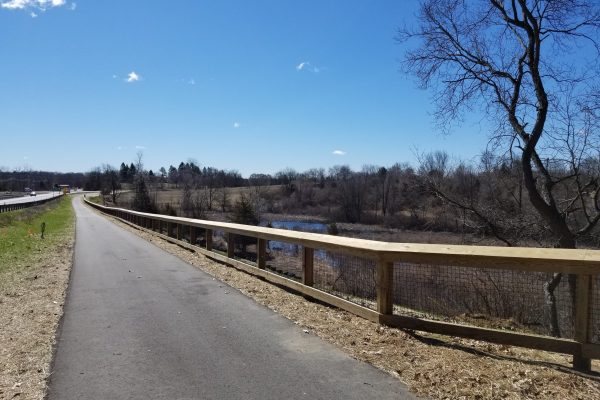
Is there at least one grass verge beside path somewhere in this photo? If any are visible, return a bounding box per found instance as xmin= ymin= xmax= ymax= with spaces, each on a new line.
xmin=0 ymin=197 xmax=75 ymax=400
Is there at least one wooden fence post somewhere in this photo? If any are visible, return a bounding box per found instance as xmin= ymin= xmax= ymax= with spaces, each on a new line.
xmin=377 ymin=260 xmax=394 ymax=315
xmin=205 ymin=229 xmax=213 ymax=251
xmin=303 ymin=247 xmax=314 ymax=286
xmin=257 ymin=239 xmax=267 ymax=269
xmin=227 ymin=233 xmax=235 ymax=258
xmin=574 ymin=274 xmax=591 ymax=371
xmin=167 ymin=222 xmax=173 ymax=237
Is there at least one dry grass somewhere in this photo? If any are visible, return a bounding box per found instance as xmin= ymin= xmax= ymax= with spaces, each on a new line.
xmin=99 ymin=210 xmax=600 ymax=400
xmin=0 ymin=198 xmax=75 ymax=400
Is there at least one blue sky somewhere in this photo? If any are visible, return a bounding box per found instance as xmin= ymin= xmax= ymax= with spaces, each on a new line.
xmin=0 ymin=0 xmax=490 ymax=176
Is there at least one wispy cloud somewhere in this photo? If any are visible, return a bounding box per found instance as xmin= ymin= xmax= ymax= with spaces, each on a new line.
xmin=1 ymin=0 xmax=70 ymax=11
xmin=135 ymin=145 xmax=146 ymax=150
xmin=233 ymin=122 xmax=240 ymax=129
xmin=126 ymin=71 xmax=140 ymax=83
xmin=296 ymin=61 xmax=321 ymax=73
xmin=29 ymin=10 xmax=36 ymax=17
xmin=176 ymin=78 xmax=196 ymax=86
xmin=332 ymin=150 xmax=346 ymax=156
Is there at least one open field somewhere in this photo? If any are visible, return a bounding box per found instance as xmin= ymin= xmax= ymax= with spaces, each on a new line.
xmin=115 ymin=185 xmax=278 ymax=212
xmin=95 ymin=208 xmax=600 ymax=400
xmin=0 ymin=197 xmax=75 ymax=399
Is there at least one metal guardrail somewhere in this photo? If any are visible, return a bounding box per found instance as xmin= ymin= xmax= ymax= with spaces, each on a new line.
xmin=0 ymin=193 xmax=63 ymax=213
xmin=85 ymin=199 xmax=600 ymax=371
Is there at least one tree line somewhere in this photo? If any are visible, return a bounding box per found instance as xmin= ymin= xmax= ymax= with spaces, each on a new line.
xmin=0 ymin=169 xmax=86 ymax=192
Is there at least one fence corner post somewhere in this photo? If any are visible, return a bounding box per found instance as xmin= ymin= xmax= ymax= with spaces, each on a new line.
xmin=376 ymin=258 xmax=394 ymax=316
xmin=574 ymin=274 xmax=592 ymax=371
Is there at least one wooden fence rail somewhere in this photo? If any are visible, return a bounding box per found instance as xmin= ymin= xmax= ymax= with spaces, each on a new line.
xmin=85 ymin=199 xmax=600 ymax=371
xmin=0 ymin=193 xmax=63 ymax=213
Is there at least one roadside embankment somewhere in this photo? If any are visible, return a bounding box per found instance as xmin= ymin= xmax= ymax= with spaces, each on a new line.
xmin=0 ymin=197 xmax=75 ymax=400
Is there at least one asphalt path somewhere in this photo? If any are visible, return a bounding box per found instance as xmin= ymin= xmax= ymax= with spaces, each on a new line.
xmin=1 ymin=191 xmax=61 ymax=205
xmin=48 ymin=197 xmax=417 ymax=400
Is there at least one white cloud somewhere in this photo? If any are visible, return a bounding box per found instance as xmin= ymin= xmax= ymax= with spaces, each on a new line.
xmin=296 ymin=61 xmax=321 ymax=73
xmin=332 ymin=150 xmax=346 ymax=156
xmin=30 ymin=10 xmax=36 ymax=17
xmin=233 ymin=122 xmax=240 ymax=128
xmin=296 ymin=62 xmax=309 ymax=71
xmin=69 ymin=1 xmax=75 ymax=10
xmin=126 ymin=71 xmax=140 ymax=83
xmin=135 ymin=145 xmax=146 ymax=150
xmin=1 ymin=0 xmax=30 ymax=9
xmin=188 ymin=78 xmax=195 ymax=85
xmin=1 ymin=0 xmax=70 ymax=10
xmin=117 ymin=146 xmax=123 ymax=151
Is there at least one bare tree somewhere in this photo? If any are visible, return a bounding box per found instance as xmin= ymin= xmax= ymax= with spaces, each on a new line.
xmin=329 ymin=165 xmax=368 ymax=223
xmin=131 ymin=152 xmax=155 ymax=212
xmin=217 ymin=187 xmax=230 ymax=212
xmin=400 ymin=0 xmax=600 ymax=347
xmin=101 ymin=164 xmax=121 ymax=204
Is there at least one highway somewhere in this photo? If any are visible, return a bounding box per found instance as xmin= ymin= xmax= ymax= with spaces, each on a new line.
xmin=1 ymin=191 xmax=62 ymax=205
xmin=47 ymin=197 xmax=417 ymax=399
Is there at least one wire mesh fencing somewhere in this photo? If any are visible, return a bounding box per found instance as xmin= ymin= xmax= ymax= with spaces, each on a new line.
xmin=265 ymin=242 xmax=303 ymax=281
xmin=392 ymin=263 xmax=578 ymax=339
xmin=211 ymin=229 xmax=228 ymax=254
xmin=232 ymin=234 xmax=258 ymax=264
xmin=313 ymin=250 xmax=377 ymax=310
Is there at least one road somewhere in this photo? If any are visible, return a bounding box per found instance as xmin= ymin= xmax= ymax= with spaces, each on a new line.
xmin=1 ymin=191 xmax=62 ymax=205
xmin=48 ymin=197 xmax=417 ymax=400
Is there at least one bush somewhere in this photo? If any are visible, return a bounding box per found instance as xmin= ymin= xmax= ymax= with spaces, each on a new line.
xmin=230 ymin=194 xmax=259 ymax=225
xmin=328 ymin=222 xmax=339 ymax=235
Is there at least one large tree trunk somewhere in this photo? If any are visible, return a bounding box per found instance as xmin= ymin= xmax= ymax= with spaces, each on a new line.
xmin=544 ymin=273 xmax=562 ymax=337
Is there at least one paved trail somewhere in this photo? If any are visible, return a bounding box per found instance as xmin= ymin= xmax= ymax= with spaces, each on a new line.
xmin=48 ymin=197 xmax=417 ymax=399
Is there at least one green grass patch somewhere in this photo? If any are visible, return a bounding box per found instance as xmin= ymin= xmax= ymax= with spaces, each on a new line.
xmin=0 ymin=196 xmax=75 ymax=274
xmin=87 ymin=195 xmax=102 ymax=204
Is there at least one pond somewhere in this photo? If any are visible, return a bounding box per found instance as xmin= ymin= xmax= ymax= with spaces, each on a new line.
xmin=260 ymin=220 xmax=328 ymax=255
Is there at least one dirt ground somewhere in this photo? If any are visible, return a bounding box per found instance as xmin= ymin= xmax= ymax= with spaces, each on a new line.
xmin=0 ymin=221 xmax=74 ymax=399
xmin=100 ymin=211 xmax=600 ymax=400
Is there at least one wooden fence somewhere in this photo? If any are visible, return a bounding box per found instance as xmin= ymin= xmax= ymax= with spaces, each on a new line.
xmin=0 ymin=193 xmax=63 ymax=213
xmin=85 ymin=199 xmax=600 ymax=371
